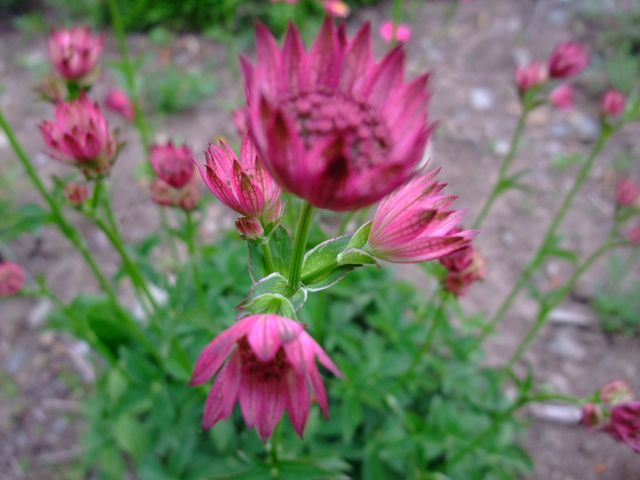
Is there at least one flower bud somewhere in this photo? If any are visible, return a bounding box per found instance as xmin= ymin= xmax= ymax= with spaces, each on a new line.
xmin=151 ymin=176 xmax=200 ymax=211
xmin=64 ymin=182 xmax=89 ymax=206
xmin=235 ymin=216 xmax=264 ymax=239
xmin=440 ymin=238 xmax=485 ymax=297
xmin=580 ymin=403 xmax=604 ymax=428
xmin=515 ymin=62 xmax=548 ymax=94
xmin=379 ymin=21 xmax=412 ymax=44
xmin=550 ymin=84 xmax=574 ymax=111
xmin=600 ymin=89 xmax=626 ymax=119
xmin=615 ymin=179 xmax=640 ymax=208
xmin=105 ymin=89 xmax=135 ymax=121
xmin=48 ymin=27 xmax=103 ymax=82
xmin=0 ymin=261 xmax=26 ymax=297
xmin=601 ymin=381 xmax=634 ymax=406
xmin=324 ymin=1 xmax=350 ymax=17
xmin=151 ymin=141 xmax=195 ymax=189
xmin=548 ymin=42 xmax=588 ymax=79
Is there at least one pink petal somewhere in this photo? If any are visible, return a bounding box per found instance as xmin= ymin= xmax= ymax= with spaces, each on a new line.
xmin=201 ymin=353 xmax=242 ymax=429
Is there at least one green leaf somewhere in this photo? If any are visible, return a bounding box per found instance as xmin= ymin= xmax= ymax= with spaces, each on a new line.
xmin=239 ymin=272 xmax=306 ymax=313
xmin=302 ymin=235 xmax=350 ymax=283
xmin=0 ymin=203 xmax=52 ymax=242
xmin=114 ymin=413 xmax=149 ymax=461
xmin=348 ymin=221 xmax=373 ymax=248
xmin=248 ymin=226 xmax=292 ymax=282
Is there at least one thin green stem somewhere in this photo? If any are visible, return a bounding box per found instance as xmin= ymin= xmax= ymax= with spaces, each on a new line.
xmin=262 ymin=240 xmax=276 ymax=275
xmin=106 ymin=0 xmax=152 ymax=155
xmin=473 ymin=109 xmax=529 ymax=229
xmin=161 ymin=209 xmax=180 ymax=262
xmin=91 ymin=179 xmax=103 ymax=211
xmin=185 ymin=210 xmax=205 ymax=308
xmin=472 ymin=131 xmax=610 ymax=350
xmin=391 ymin=0 xmax=404 ymax=48
xmin=506 ymin=239 xmax=622 ymax=369
xmin=287 ymin=202 xmax=314 ymax=295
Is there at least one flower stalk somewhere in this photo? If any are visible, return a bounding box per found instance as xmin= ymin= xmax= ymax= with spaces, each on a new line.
xmin=185 ymin=210 xmax=205 ymax=308
xmin=287 ymin=202 xmax=315 ymax=294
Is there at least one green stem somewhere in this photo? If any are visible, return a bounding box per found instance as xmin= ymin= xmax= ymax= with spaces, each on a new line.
xmin=106 ymin=0 xmax=152 ymax=155
xmin=91 ymin=179 xmax=103 ymax=211
xmin=185 ymin=210 xmax=205 ymax=308
xmin=506 ymin=238 xmax=622 ymax=369
xmin=161 ymin=209 xmax=180 ymax=262
xmin=262 ymin=240 xmax=276 ymax=274
xmin=391 ymin=0 xmax=404 ymax=48
xmin=287 ymin=202 xmax=314 ymax=295
xmin=473 ymin=131 xmax=610 ymax=350
xmin=473 ymin=109 xmax=529 ymax=229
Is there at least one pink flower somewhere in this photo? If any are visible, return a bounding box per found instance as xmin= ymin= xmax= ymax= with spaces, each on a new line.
xmin=604 ymin=402 xmax=640 ymax=453
xmin=48 ymin=27 xmax=104 ymax=82
xmin=64 ymin=182 xmax=89 ymax=206
xmin=0 ymin=261 xmax=26 ymax=297
xmin=151 ymin=176 xmax=200 ymax=211
xmin=190 ymin=314 xmax=342 ymax=441
xmin=439 ymin=238 xmax=485 ymax=296
xmin=615 ymin=179 xmax=640 ymax=208
xmin=324 ymin=1 xmax=350 ymax=17
xmin=550 ymin=84 xmax=574 ymax=111
xmin=627 ymin=225 xmax=640 ymax=246
xmin=151 ymin=141 xmax=195 ymax=189
xmin=515 ymin=62 xmax=548 ymax=94
xmin=198 ymin=134 xmax=283 ymax=223
xmin=105 ymin=89 xmax=135 ymax=121
xmin=367 ymin=171 xmax=475 ymax=263
xmin=601 ymin=381 xmax=633 ymax=406
xmin=600 ymin=89 xmax=626 ymax=118
xmin=547 ymin=42 xmax=588 ymax=79
xmin=581 ymin=403 xmax=604 ymax=428
xmin=241 ymin=18 xmax=432 ymax=211
xmin=379 ymin=21 xmax=412 ymax=44
xmin=40 ymin=93 xmax=118 ymax=179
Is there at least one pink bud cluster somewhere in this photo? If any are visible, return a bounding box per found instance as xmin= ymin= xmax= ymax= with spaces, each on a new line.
xmin=0 ymin=261 xmax=26 ymax=297
xmin=581 ymin=381 xmax=640 ymax=454
xmin=150 ymin=142 xmax=200 ymax=211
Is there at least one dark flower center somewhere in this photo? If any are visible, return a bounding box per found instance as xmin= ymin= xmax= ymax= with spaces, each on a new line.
xmin=237 ymin=337 xmax=291 ymax=382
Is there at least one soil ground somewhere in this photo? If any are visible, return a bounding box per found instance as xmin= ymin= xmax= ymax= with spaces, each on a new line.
xmin=1 ymin=0 xmax=639 ymax=478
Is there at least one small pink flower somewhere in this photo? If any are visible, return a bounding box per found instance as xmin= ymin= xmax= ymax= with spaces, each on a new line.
xmin=0 ymin=261 xmax=26 ymax=297
xmin=550 ymin=84 xmax=574 ymax=111
xmin=600 ymin=89 xmax=626 ymax=118
xmin=548 ymin=42 xmax=588 ymax=79
xmin=439 ymin=238 xmax=485 ymax=296
xmin=515 ymin=62 xmax=548 ymax=94
xmin=151 ymin=141 xmax=195 ymax=189
xmin=40 ymin=93 xmax=118 ymax=179
xmin=241 ymin=18 xmax=432 ymax=211
xmin=324 ymin=1 xmax=350 ymax=17
xmin=198 ymin=134 xmax=283 ymax=223
xmin=48 ymin=27 xmax=104 ymax=82
xmin=601 ymin=381 xmax=633 ymax=406
xmin=615 ymin=179 xmax=640 ymax=208
xmin=151 ymin=176 xmax=200 ymax=211
xmin=190 ymin=314 xmax=342 ymax=441
xmin=626 ymin=225 xmax=640 ymax=246
xmin=604 ymin=401 xmax=640 ymax=453
xmin=367 ymin=171 xmax=475 ymax=263
xmin=105 ymin=89 xmax=135 ymax=121
xmin=64 ymin=182 xmax=89 ymax=206
xmin=581 ymin=403 xmax=604 ymax=428
xmin=235 ymin=217 xmax=264 ymax=239
xmin=379 ymin=21 xmax=412 ymax=44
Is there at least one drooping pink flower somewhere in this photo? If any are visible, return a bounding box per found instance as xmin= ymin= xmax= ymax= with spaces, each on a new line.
xmin=0 ymin=261 xmax=26 ymax=297
xmin=515 ymin=62 xmax=548 ymax=94
xmin=64 ymin=182 xmax=89 ymax=206
xmin=550 ymin=84 xmax=574 ymax=111
xmin=190 ymin=314 xmax=342 ymax=441
xmin=324 ymin=0 xmax=350 ymax=17
xmin=581 ymin=403 xmax=604 ymax=428
xmin=151 ymin=176 xmax=200 ymax=211
xmin=548 ymin=42 xmax=588 ymax=79
xmin=151 ymin=141 xmax=195 ymax=189
xmin=241 ymin=18 xmax=432 ymax=211
xmin=439 ymin=237 xmax=485 ymax=296
xmin=105 ymin=89 xmax=135 ymax=121
xmin=615 ymin=179 xmax=640 ymax=208
xmin=367 ymin=171 xmax=475 ymax=263
xmin=198 ymin=134 xmax=283 ymax=223
xmin=379 ymin=21 xmax=412 ymax=44
xmin=601 ymin=381 xmax=633 ymax=406
xmin=40 ymin=93 xmax=118 ymax=179
xmin=600 ymin=89 xmax=626 ymax=118
xmin=48 ymin=27 xmax=104 ymax=82
xmin=604 ymin=401 xmax=640 ymax=453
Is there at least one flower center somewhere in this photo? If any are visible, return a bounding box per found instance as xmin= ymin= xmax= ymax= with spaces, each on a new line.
xmin=237 ymin=337 xmax=291 ymax=382
xmin=283 ymin=89 xmax=390 ymax=168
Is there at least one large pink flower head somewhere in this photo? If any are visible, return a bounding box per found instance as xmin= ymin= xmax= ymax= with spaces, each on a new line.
xmin=198 ymin=134 xmax=283 ymax=224
xmin=547 ymin=42 xmax=588 ymax=79
xmin=241 ymin=18 xmax=432 ymax=211
xmin=48 ymin=27 xmax=104 ymax=82
xmin=0 ymin=261 xmax=26 ymax=297
xmin=190 ymin=314 xmax=341 ymax=441
xmin=367 ymin=170 xmax=475 ymax=263
xmin=151 ymin=141 xmax=195 ymax=189
xmin=604 ymin=401 xmax=640 ymax=453
xmin=40 ymin=93 xmax=118 ymax=179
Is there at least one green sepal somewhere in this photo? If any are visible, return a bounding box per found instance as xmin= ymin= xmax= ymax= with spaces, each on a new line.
xmin=348 ymin=221 xmax=373 ymax=249
xmin=337 ymin=247 xmax=378 ymax=267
